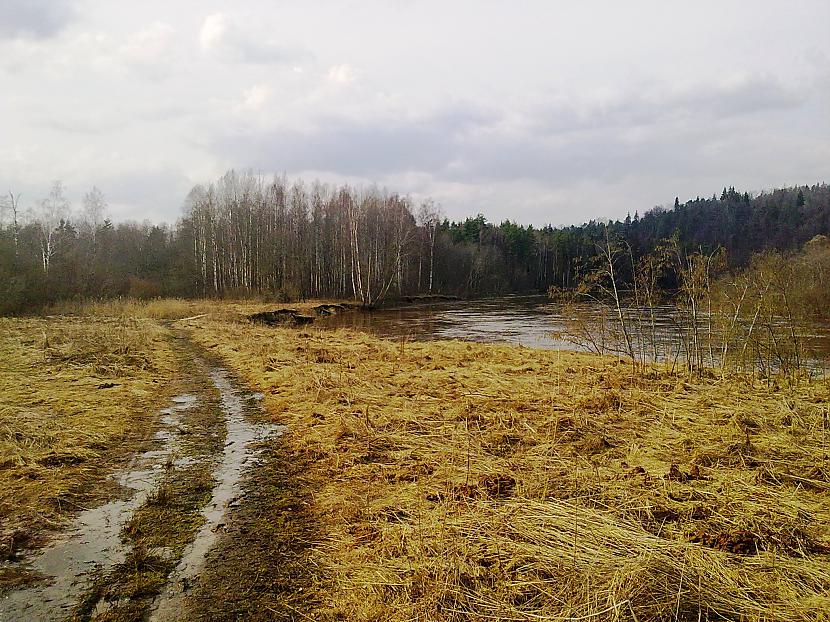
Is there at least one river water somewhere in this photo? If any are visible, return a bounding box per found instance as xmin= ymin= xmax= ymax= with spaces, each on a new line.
xmin=318 ymin=295 xmax=830 ymax=368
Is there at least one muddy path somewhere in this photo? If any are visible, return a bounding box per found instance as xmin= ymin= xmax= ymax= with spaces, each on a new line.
xmin=0 ymin=333 xmax=282 ymax=621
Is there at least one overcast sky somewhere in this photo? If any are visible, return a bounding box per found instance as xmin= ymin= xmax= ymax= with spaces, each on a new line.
xmin=2 ymin=1 xmax=828 ymax=225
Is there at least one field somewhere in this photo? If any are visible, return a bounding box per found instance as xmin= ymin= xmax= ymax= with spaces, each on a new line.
xmin=2 ymin=299 xmax=830 ymax=620
xmin=183 ymin=310 xmax=830 ymax=621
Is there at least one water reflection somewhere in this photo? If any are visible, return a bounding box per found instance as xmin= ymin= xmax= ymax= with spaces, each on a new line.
xmin=318 ymin=295 xmax=830 ymax=366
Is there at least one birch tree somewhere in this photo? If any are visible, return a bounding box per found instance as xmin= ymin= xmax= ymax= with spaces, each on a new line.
xmin=37 ymin=181 xmax=71 ymax=274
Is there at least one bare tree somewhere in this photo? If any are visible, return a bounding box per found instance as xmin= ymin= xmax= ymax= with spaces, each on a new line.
xmin=2 ymin=190 xmax=21 ymax=260
xmin=597 ymin=224 xmax=635 ymax=362
xmin=81 ymin=186 xmax=108 ymax=235
xmin=37 ymin=181 xmax=71 ymax=273
xmin=418 ymin=200 xmax=442 ymax=294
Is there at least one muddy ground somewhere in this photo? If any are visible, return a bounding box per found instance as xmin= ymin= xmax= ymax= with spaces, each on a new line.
xmin=0 ymin=329 xmax=282 ymax=621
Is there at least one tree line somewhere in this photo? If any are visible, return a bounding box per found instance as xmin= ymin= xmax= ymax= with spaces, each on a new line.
xmin=1 ymin=172 xmax=828 ymax=313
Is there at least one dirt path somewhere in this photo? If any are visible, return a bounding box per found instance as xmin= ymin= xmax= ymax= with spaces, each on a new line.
xmin=0 ymin=335 xmax=282 ymax=622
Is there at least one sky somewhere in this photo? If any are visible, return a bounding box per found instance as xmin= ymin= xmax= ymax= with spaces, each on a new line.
xmin=1 ymin=0 xmax=829 ymax=226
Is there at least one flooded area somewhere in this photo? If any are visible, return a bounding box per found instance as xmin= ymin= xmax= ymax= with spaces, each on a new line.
xmin=319 ymin=295 xmax=830 ymax=366
xmin=0 ymin=394 xmax=199 ymax=620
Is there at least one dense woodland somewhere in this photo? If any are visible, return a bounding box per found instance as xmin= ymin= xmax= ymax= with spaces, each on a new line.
xmin=1 ymin=172 xmax=829 ymax=314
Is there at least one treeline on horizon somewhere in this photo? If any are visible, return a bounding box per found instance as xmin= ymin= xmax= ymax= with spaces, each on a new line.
xmin=1 ymin=172 xmax=829 ymax=314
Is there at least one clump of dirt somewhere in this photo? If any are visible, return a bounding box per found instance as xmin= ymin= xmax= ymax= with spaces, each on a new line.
xmin=310 ymin=348 xmax=338 ymax=364
xmin=479 ymin=475 xmax=517 ymax=498
xmin=553 ymin=415 xmax=576 ymax=431
xmin=0 ymin=530 xmax=31 ymax=563
xmin=484 ymin=433 xmax=522 ymax=456
xmin=577 ymin=390 xmax=622 ymax=413
xmin=689 ymin=528 xmax=762 ymax=555
xmin=388 ymin=462 xmax=435 ymax=483
xmin=312 ymin=303 xmax=349 ymax=316
xmin=665 ymin=464 xmax=706 ymax=482
xmin=577 ymin=433 xmax=612 ymax=454
xmin=248 ymin=310 xmax=314 ymax=327
xmin=690 ymin=524 xmax=830 ymax=557
xmin=623 ymin=465 xmax=649 ymax=479
xmin=427 ymin=475 xmax=516 ymax=502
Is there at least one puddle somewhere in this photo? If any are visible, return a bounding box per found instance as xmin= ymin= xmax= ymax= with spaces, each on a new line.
xmin=149 ymin=369 xmax=283 ymax=621
xmin=0 ymin=366 xmax=281 ymax=622
xmin=0 ymin=395 xmax=199 ymax=621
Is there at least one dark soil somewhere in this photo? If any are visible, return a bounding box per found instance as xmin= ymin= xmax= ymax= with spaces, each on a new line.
xmin=248 ymin=310 xmax=315 ymax=327
xmin=184 ymin=442 xmax=326 ymax=621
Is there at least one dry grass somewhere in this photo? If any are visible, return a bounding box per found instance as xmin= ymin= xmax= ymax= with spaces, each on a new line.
xmin=44 ymin=297 xmax=349 ymax=321
xmin=185 ymin=316 xmax=830 ymax=621
xmin=0 ymin=317 xmax=177 ymax=540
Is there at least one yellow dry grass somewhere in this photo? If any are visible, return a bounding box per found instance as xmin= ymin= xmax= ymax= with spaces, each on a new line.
xmin=0 ymin=317 xmax=177 ymax=538
xmin=185 ymin=315 xmax=830 ymax=621
xmin=44 ymin=297 xmax=347 ymax=321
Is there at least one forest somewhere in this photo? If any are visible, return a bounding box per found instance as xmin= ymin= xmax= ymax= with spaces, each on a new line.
xmin=1 ymin=173 xmax=829 ymax=314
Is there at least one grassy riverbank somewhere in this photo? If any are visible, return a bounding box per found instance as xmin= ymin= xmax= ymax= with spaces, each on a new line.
xmin=3 ymin=300 xmax=829 ymax=619
xmin=181 ymin=313 xmax=830 ymax=621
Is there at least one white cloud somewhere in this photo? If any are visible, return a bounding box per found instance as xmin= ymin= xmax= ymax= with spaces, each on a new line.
xmin=198 ymin=11 xmax=310 ymax=65
xmin=240 ymin=84 xmax=272 ymax=111
xmin=199 ymin=13 xmax=227 ymax=53
xmin=327 ymin=64 xmax=356 ymax=85
xmin=119 ymin=22 xmax=176 ymax=72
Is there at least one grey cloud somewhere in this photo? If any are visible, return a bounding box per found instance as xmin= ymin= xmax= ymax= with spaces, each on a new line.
xmin=0 ymin=0 xmax=76 ymax=39
xmin=212 ymin=103 xmax=498 ymax=178
xmin=675 ymin=76 xmax=803 ymax=119
xmin=103 ymin=167 xmax=195 ymax=223
xmin=210 ymin=96 xmax=730 ymax=190
xmin=533 ymin=76 xmax=804 ymax=137
xmin=209 ymin=76 xmax=820 ymax=223
xmin=217 ymin=39 xmax=311 ymax=65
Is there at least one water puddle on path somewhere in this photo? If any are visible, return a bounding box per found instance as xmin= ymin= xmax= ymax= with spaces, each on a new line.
xmin=0 ymin=394 xmax=199 ymax=621
xmin=1 ymin=365 xmax=283 ymax=622
xmin=149 ymin=369 xmax=283 ymax=622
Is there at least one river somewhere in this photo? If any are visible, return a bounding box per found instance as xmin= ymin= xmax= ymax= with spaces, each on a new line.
xmin=318 ymin=295 xmax=830 ymax=370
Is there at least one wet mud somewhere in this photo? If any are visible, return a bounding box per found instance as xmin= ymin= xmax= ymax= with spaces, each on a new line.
xmin=0 ymin=394 xmax=199 ymax=620
xmin=0 ymin=350 xmax=282 ymax=621
xmin=149 ymin=370 xmax=283 ymax=621
xmin=248 ymin=309 xmax=315 ymax=327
